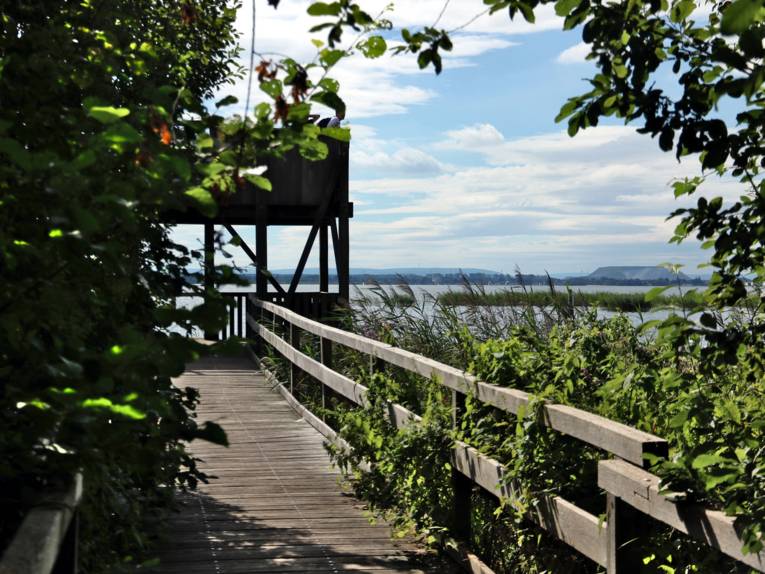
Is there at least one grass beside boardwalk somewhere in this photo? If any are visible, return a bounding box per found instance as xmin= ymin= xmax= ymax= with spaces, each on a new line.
xmin=438 ymin=289 xmax=707 ymax=312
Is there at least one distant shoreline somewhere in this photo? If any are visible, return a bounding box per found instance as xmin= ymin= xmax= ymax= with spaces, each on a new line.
xmin=228 ymin=272 xmax=709 ymax=287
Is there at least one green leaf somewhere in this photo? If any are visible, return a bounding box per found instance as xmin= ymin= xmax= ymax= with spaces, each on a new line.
xmin=718 ymin=400 xmax=742 ymax=424
xmin=319 ymin=48 xmax=344 ymax=67
xmin=307 ymin=2 xmax=341 ymax=16
xmin=319 ymin=77 xmax=339 ymax=93
xmin=310 ymin=90 xmax=345 ymax=114
xmin=72 ymin=150 xmax=97 ymax=170
xmin=298 ymin=137 xmax=329 ymax=160
xmin=320 ymin=126 xmax=351 ymax=142
xmin=670 ymin=0 xmax=695 ymax=22
xmin=691 ymin=453 xmax=726 ymax=469
xmin=672 ymin=178 xmax=700 ymax=197
xmin=721 ymin=0 xmax=762 ymax=34
xmin=244 ymin=173 xmax=272 ymax=191
xmin=704 ymin=473 xmax=738 ymax=489
xmin=613 ymin=64 xmax=629 ymax=79
xmin=102 ymin=123 xmax=142 ymax=150
xmin=185 ymin=187 xmax=218 ymax=217
xmin=215 ymin=95 xmax=238 ymax=108
xmin=82 ymin=397 xmax=146 ymax=420
xmin=167 ymin=155 xmax=191 ymax=181
xmin=360 ymin=36 xmax=387 ymax=58
xmin=260 ymin=79 xmax=283 ymax=99
xmin=0 ymin=137 xmax=32 ymax=169
xmin=555 ymin=0 xmax=583 ymax=17
xmin=555 ymin=99 xmax=579 ymax=123
xmin=518 ymin=2 xmax=536 ymax=23
xmin=87 ymin=105 xmax=130 ymax=124
xmin=645 ymin=286 xmax=672 ymax=301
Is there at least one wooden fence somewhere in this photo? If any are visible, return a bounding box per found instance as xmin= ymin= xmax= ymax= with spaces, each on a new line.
xmin=246 ymin=296 xmax=765 ymax=574
xmin=0 ymin=474 xmax=83 ymax=574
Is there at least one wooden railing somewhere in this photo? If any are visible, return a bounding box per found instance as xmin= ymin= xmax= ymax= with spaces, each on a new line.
xmin=246 ymin=296 xmax=765 ymax=574
xmin=220 ymin=293 xmax=248 ymax=340
xmin=218 ymin=291 xmax=339 ymax=341
xmin=0 ymin=474 xmax=83 ymax=574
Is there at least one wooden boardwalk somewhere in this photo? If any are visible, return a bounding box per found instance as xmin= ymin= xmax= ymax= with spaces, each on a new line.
xmin=156 ymin=355 xmax=454 ymax=574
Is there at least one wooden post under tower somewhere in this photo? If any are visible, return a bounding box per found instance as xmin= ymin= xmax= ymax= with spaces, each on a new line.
xmin=162 ymin=138 xmax=352 ymax=321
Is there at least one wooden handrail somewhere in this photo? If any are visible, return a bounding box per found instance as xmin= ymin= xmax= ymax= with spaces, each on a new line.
xmin=0 ymin=473 xmax=83 ymax=574
xmin=251 ymin=314 xmax=608 ymax=567
xmin=599 ymin=459 xmax=765 ymax=571
xmin=250 ymin=297 xmax=667 ymax=466
xmin=248 ymin=297 xmax=765 ymax=573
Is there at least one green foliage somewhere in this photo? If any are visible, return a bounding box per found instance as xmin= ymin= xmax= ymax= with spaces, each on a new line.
xmin=291 ymin=287 xmax=762 ymax=572
xmin=0 ymin=0 xmax=242 ymax=569
xmin=389 ymin=0 xmax=765 ymax=461
xmin=438 ymin=288 xmax=714 ymax=312
xmin=330 ymin=371 xmax=456 ymax=540
xmin=0 ymin=12 xmax=401 ymax=561
xmin=384 ymin=0 xmax=765 ymax=565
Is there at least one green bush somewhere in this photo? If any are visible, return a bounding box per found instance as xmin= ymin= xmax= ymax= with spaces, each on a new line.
xmin=304 ymin=287 xmax=764 ymax=573
xmin=0 ymin=2 xmax=239 ymax=569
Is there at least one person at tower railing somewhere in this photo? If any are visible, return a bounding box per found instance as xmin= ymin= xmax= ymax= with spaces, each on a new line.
xmin=317 ymin=108 xmax=345 ymax=128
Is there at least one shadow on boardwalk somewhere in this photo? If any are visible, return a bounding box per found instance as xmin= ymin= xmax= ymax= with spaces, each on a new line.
xmin=151 ymin=355 xmax=456 ymax=574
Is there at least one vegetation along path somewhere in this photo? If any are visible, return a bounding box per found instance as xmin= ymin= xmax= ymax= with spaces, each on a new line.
xmin=156 ymin=355 xmax=452 ymax=574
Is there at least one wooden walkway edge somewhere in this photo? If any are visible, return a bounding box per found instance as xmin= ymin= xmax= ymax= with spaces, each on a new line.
xmin=156 ymin=355 xmax=453 ymax=574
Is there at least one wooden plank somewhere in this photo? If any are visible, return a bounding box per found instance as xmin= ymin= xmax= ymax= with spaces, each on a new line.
xmin=255 ymin=349 xmax=607 ymax=569
xmin=443 ymin=542 xmax=497 ymax=574
xmin=598 ymin=459 xmax=765 ymax=572
xmin=250 ymin=298 xmax=667 ymax=466
xmin=158 ymin=355 xmax=442 ymax=574
xmin=451 ymin=442 xmax=608 ymax=567
xmin=0 ymin=474 xmax=83 ymax=574
xmin=253 ymin=320 xmax=369 ymax=406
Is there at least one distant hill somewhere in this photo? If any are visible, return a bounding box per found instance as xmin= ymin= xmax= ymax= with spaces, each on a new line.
xmin=196 ymin=265 xmax=708 ymax=286
xmin=587 ymin=266 xmax=689 ymax=281
xmin=269 ymin=267 xmax=502 ymax=276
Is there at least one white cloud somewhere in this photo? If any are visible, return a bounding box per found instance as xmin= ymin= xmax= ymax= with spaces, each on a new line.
xmin=185 ymin=4 xmax=732 ymax=274
xmin=437 ymin=123 xmax=505 ymax=149
xmin=336 ymin=123 xmax=738 ymax=271
xmin=353 ymin=147 xmax=449 ymax=175
xmin=216 ymin=1 xmax=538 ymax=119
xmin=557 ymin=42 xmax=590 ymax=64
xmin=174 ymin=120 xmax=734 ymax=273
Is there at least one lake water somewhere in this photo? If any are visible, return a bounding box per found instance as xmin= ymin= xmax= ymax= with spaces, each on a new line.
xmin=216 ymin=282 xmax=703 ymax=298
xmin=195 ymin=282 xmax=706 ymax=327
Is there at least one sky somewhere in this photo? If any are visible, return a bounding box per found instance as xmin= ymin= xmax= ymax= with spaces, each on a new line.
xmin=172 ymin=0 xmax=735 ymax=277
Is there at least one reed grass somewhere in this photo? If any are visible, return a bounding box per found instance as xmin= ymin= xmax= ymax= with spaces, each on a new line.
xmin=438 ymin=288 xmax=708 ymax=311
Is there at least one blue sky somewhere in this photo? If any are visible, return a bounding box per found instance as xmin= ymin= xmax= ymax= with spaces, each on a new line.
xmin=173 ymin=0 xmax=735 ymax=277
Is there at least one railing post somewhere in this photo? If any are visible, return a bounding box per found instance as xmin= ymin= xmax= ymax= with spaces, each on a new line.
xmin=451 ymin=389 xmax=472 ymax=542
xmin=290 ymin=322 xmax=300 ymax=395
xmin=51 ymin=509 xmax=78 ymax=574
xmin=238 ymin=295 xmax=244 ymax=338
xmin=369 ymin=354 xmax=385 ymax=376
xmin=606 ymin=491 xmax=642 ymax=574
xmin=203 ymin=222 xmax=217 ymax=341
xmin=320 ymin=337 xmax=332 ymax=420
xmin=256 ymin=304 xmax=265 ymax=356
xmin=227 ymin=296 xmax=235 ymax=340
